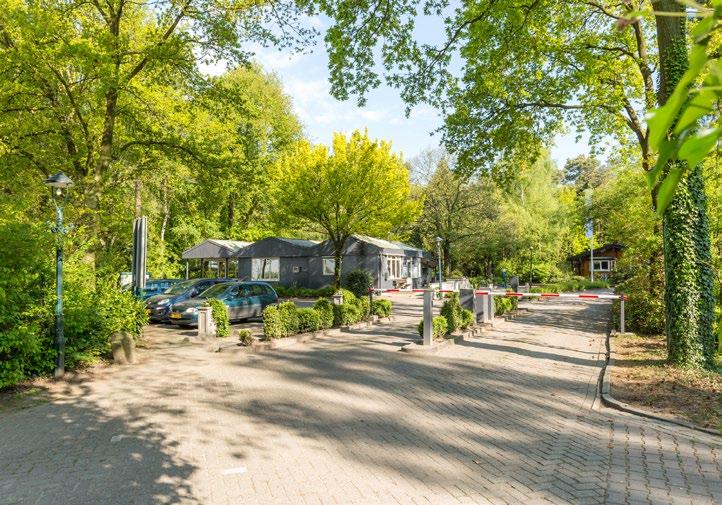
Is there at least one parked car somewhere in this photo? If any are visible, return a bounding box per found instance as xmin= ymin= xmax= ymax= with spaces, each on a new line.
xmin=145 ymin=278 xmax=232 ymax=323
xmin=139 ymin=279 xmax=184 ymax=300
xmin=168 ymin=281 xmax=278 ymax=327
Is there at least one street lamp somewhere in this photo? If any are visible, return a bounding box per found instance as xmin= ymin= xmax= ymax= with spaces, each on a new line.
xmin=44 ymin=172 xmax=74 ymax=378
xmin=435 ymin=236 xmax=443 ymax=286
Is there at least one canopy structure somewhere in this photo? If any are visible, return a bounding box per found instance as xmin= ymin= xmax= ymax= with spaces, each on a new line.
xmin=181 ymin=239 xmax=253 ymax=278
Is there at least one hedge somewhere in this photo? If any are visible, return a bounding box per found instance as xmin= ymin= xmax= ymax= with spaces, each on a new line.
xmin=207 ymin=298 xmax=230 ymax=337
xmin=440 ymin=293 xmax=463 ymax=334
xmin=274 ymin=285 xmax=335 ymax=298
xmin=372 ymin=299 xmax=392 ymax=318
xmin=417 ymin=316 xmax=448 ymax=339
xmin=342 ymin=269 xmax=373 ymax=298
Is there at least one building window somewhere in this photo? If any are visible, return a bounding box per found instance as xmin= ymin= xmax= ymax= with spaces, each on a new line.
xmin=252 ymin=257 xmax=280 ymax=281
xmin=593 ymin=260 xmax=611 ymax=272
xmin=386 ymin=256 xmax=402 ymax=279
xmin=322 ymin=257 xmax=336 ymax=276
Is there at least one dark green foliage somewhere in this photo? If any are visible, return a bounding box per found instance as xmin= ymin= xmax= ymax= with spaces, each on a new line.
xmin=238 ymin=329 xmax=254 ymax=346
xmin=313 ymin=298 xmax=335 ymax=329
xmin=297 ymin=307 xmax=322 ymax=333
xmin=278 ymin=301 xmax=299 ymax=335
xmin=356 ymin=296 xmax=370 ymax=318
xmin=274 ymin=285 xmax=335 ymax=298
xmin=417 ymin=316 xmax=448 ymax=339
xmin=372 ymin=299 xmax=392 ymax=318
xmin=613 ymin=283 xmax=664 ymax=336
xmin=531 ymin=278 xmax=609 ymax=293
xmin=342 ymin=269 xmax=373 ymax=298
xmin=262 ymin=306 xmax=286 ymax=340
xmin=460 ymin=309 xmax=474 ymax=330
xmin=207 ymin=298 xmax=230 ymax=337
xmin=440 ymin=292 xmax=463 ymax=334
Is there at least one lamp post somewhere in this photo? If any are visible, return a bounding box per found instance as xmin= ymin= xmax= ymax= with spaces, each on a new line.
xmin=435 ymin=236 xmax=443 ymax=286
xmin=44 ymin=172 xmax=74 ymax=378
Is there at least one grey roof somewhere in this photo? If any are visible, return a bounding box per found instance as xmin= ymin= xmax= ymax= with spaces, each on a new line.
xmin=353 ymin=235 xmax=405 ymax=253
xmin=234 ymin=237 xmax=321 ymax=258
xmin=182 ymin=239 xmax=252 ymax=260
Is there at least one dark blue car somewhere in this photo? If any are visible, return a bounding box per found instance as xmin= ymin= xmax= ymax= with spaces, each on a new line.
xmin=168 ymin=281 xmax=278 ymax=327
xmin=145 ymin=278 xmax=231 ymax=323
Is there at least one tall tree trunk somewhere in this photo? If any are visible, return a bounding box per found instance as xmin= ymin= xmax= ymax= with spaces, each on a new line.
xmin=333 ymin=241 xmax=344 ymax=289
xmin=655 ymin=1 xmax=716 ymax=368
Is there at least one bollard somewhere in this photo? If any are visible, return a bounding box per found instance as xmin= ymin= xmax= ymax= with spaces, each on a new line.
xmin=487 ymin=293 xmax=495 ymax=322
xmin=197 ymin=306 xmax=214 ymax=338
xmin=474 ymin=293 xmax=485 ymax=323
xmin=111 ymin=332 xmax=126 ymax=364
xmin=121 ymin=333 xmax=136 ymax=364
xmin=459 ymin=288 xmax=474 ymax=311
xmin=423 ymin=289 xmax=433 ymax=346
xmin=620 ymin=295 xmax=625 ymax=334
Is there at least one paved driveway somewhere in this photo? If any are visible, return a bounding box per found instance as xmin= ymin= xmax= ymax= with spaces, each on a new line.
xmin=1 ymin=295 xmax=720 ymax=505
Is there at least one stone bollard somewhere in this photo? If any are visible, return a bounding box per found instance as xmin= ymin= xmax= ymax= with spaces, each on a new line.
xmin=121 ymin=332 xmax=136 ymax=364
xmin=111 ymin=332 xmax=126 ymax=364
xmin=197 ymin=306 xmax=215 ymax=339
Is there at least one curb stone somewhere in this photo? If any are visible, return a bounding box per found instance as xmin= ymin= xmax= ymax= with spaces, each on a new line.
xmin=400 ymin=325 xmax=489 ymax=355
xmin=600 ymin=329 xmax=721 ymax=438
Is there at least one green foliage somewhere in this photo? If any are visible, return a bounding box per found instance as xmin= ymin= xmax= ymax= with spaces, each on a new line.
xmin=238 ymin=329 xmax=254 ymax=346
xmin=333 ymin=303 xmax=362 ymax=327
xmin=271 ymin=130 xmax=420 ymax=287
xmin=278 ymin=301 xmax=299 ymax=336
xmin=274 ymin=285 xmax=335 ymax=298
xmin=297 ymin=308 xmax=322 ymax=333
xmin=339 ymin=288 xmax=358 ymax=305
xmin=342 ymin=270 xmax=373 ymax=298
xmin=313 ymin=298 xmax=335 ymax=329
xmin=371 ymin=299 xmax=392 ymax=318
xmin=207 ymin=298 xmax=230 ymax=338
xmin=417 ymin=316 xmax=449 ymax=340
xmin=262 ymin=306 xmax=286 ymax=340
xmin=613 ymin=282 xmax=664 ymax=337
xmin=494 ymin=296 xmax=518 ymax=317
xmin=460 ymin=309 xmax=474 ymax=331
xmin=440 ymin=292 xmax=463 ymax=334
xmin=531 ymin=278 xmax=610 ymax=293
xmin=356 ymin=297 xmax=370 ymax=319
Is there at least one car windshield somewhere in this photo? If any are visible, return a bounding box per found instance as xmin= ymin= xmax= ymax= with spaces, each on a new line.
xmin=197 ymin=283 xmax=231 ymax=299
xmin=163 ymin=280 xmax=198 ymax=295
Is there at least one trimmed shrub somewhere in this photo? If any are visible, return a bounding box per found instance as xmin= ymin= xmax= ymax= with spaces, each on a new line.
xmin=494 ymin=296 xmax=515 ymax=316
xmin=372 ymin=299 xmax=392 ymax=318
xmin=278 ymin=301 xmax=299 ymax=335
xmin=339 ymin=288 xmax=357 ymax=305
xmin=342 ymin=269 xmax=373 ymax=298
xmin=440 ymin=292 xmax=463 ymax=334
xmin=206 ymin=298 xmax=230 ymax=337
xmin=238 ymin=329 xmax=254 ymax=346
xmin=334 ymin=303 xmax=361 ymax=326
xmin=262 ymin=305 xmax=286 ymax=340
xmin=313 ymin=298 xmax=335 ymax=329
xmin=356 ymin=296 xmax=370 ymax=319
xmin=275 ymin=285 xmax=335 ymax=298
xmin=417 ymin=316 xmax=448 ymax=339
xmin=611 ymin=280 xmax=664 ymax=336
xmin=297 ymin=307 xmax=322 ymax=333
xmin=460 ymin=309 xmax=474 ymax=330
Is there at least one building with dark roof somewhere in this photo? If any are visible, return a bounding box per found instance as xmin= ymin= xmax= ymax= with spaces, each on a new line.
xmin=568 ymin=243 xmax=625 ymax=280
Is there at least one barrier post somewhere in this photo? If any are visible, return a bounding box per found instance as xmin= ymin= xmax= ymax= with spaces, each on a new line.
xmin=620 ymin=295 xmax=625 ymax=334
xmin=487 ymin=293 xmax=495 ymax=323
xmin=423 ymin=289 xmax=434 ymax=346
xmin=474 ymin=293 xmax=485 ymax=323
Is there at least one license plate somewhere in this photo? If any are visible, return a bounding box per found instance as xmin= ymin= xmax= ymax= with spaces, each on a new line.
xmin=170 ymin=312 xmax=182 ymax=319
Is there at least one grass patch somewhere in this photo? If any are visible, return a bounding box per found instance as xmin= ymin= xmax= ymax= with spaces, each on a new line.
xmin=611 ymin=334 xmax=722 ymax=433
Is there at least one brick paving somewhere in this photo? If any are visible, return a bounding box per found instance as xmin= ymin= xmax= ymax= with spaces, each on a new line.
xmin=1 ymin=295 xmax=720 ymax=505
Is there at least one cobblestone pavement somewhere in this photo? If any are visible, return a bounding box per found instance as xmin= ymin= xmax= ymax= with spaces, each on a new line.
xmin=1 ymin=296 xmax=720 ymax=505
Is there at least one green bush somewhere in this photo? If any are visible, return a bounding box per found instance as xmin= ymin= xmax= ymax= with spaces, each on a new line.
xmin=333 ymin=303 xmax=361 ymax=326
xmin=297 ymin=307 xmax=322 ymax=333
xmin=417 ymin=316 xmax=448 ymax=339
xmin=440 ymin=292 xmax=463 ymax=334
xmin=494 ymin=296 xmax=518 ymax=316
xmin=262 ymin=305 xmax=286 ymax=340
xmin=275 ymin=285 xmax=334 ymax=298
xmin=278 ymin=301 xmax=299 ymax=335
xmin=313 ymin=298 xmax=335 ymax=329
xmin=460 ymin=309 xmax=474 ymax=330
xmin=342 ymin=269 xmax=373 ymax=298
xmin=372 ymin=299 xmax=392 ymax=318
xmin=206 ymin=298 xmax=230 ymax=337
xmin=238 ymin=329 xmax=254 ymax=346
xmin=339 ymin=288 xmax=357 ymax=305
xmin=612 ymin=280 xmax=664 ymax=335
xmin=356 ymin=296 xmax=370 ymax=318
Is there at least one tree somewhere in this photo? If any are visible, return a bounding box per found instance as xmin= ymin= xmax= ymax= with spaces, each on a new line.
xmin=562 ymin=156 xmax=607 ymax=193
xmin=271 ymin=130 xmax=419 ymax=288
xmin=312 ymin=0 xmax=717 ymax=369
